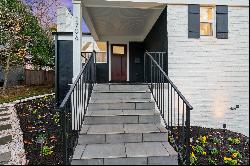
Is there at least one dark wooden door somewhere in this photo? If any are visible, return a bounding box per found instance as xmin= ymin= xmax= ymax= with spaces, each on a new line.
xmin=111 ymin=44 xmax=127 ymax=81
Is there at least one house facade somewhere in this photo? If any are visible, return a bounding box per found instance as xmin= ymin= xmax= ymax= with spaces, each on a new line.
xmin=55 ymin=0 xmax=249 ymax=135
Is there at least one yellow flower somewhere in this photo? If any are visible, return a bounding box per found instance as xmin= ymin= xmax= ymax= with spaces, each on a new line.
xmin=224 ymin=157 xmax=232 ymax=161
xmin=232 ymin=153 xmax=238 ymax=158
xmin=191 ymin=152 xmax=195 ymax=157
xmin=202 ymin=136 xmax=207 ymax=142
xmin=202 ymin=151 xmax=207 ymax=156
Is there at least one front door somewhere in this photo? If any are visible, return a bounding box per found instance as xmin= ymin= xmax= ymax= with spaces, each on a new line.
xmin=111 ymin=44 xmax=127 ymax=81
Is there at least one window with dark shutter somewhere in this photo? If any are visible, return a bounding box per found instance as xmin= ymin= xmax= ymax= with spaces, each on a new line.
xmin=188 ymin=4 xmax=200 ymax=38
xmin=216 ymin=6 xmax=228 ymax=39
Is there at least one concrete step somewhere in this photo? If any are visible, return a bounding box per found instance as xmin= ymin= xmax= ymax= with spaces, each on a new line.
xmin=88 ymin=100 xmax=155 ymax=111
xmin=93 ymin=84 xmax=149 ymax=92
xmin=71 ymin=142 xmax=178 ymax=165
xmin=78 ymin=124 xmax=168 ymax=144
xmin=91 ymin=91 xmax=152 ymax=100
xmin=84 ymin=110 xmax=161 ymax=125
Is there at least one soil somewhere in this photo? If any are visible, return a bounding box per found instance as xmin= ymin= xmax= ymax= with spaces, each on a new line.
xmin=15 ymin=96 xmax=63 ymax=165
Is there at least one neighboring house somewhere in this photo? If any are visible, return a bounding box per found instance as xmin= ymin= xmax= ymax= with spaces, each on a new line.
xmin=55 ymin=0 xmax=249 ymax=136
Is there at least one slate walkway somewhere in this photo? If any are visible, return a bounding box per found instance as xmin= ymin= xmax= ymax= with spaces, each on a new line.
xmin=0 ymin=108 xmax=12 ymax=165
xmin=0 ymin=107 xmax=26 ymax=165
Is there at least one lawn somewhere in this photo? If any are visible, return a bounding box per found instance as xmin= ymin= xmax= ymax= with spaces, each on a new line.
xmin=0 ymin=85 xmax=54 ymax=104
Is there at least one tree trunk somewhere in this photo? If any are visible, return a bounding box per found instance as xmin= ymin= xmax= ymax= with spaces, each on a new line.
xmin=2 ymin=54 xmax=11 ymax=94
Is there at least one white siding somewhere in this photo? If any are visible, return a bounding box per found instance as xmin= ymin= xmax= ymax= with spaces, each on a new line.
xmin=167 ymin=5 xmax=249 ymax=136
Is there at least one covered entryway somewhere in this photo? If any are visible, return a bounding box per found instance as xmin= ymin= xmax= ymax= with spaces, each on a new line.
xmin=111 ymin=44 xmax=127 ymax=82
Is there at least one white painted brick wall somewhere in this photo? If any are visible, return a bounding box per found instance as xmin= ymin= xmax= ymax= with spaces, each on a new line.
xmin=167 ymin=5 xmax=249 ymax=136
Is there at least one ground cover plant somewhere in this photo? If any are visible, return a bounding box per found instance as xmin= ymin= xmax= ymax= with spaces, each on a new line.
xmin=0 ymin=85 xmax=53 ymax=104
xmin=170 ymin=126 xmax=249 ymax=165
xmin=15 ymin=95 xmax=63 ymax=165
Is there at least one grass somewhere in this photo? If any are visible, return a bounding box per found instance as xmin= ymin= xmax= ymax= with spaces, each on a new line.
xmin=0 ymin=85 xmax=54 ymax=104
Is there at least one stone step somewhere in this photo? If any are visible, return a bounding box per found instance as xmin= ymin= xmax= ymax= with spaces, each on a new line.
xmin=88 ymin=100 xmax=155 ymax=111
xmin=78 ymin=124 xmax=168 ymax=144
xmin=0 ymin=108 xmax=8 ymax=112
xmin=0 ymin=152 xmax=11 ymax=165
xmin=91 ymin=91 xmax=152 ymax=100
xmin=0 ymin=124 xmax=12 ymax=132
xmin=0 ymin=135 xmax=12 ymax=145
xmin=71 ymin=142 xmax=178 ymax=165
xmin=84 ymin=110 xmax=161 ymax=125
xmin=93 ymin=84 xmax=149 ymax=92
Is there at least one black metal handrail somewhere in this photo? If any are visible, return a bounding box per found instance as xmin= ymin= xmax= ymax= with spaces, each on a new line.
xmin=82 ymin=51 xmax=107 ymax=63
xmin=144 ymin=51 xmax=193 ymax=165
xmin=58 ymin=52 xmax=96 ymax=165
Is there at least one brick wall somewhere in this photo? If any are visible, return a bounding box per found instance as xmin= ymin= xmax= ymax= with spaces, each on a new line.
xmin=167 ymin=5 xmax=249 ymax=136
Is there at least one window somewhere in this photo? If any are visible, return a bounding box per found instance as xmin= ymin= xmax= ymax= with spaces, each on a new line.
xmin=200 ymin=7 xmax=214 ymax=36
xmin=112 ymin=46 xmax=125 ymax=55
xmin=81 ymin=42 xmax=107 ymax=63
xmin=95 ymin=42 xmax=107 ymax=63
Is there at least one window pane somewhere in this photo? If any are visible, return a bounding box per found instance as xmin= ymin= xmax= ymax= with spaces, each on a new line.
xmin=113 ymin=46 xmax=125 ymax=55
xmin=200 ymin=7 xmax=213 ymax=22
xmin=96 ymin=42 xmax=107 ymax=63
xmin=200 ymin=23 xmax=213 ymax=36
xmin=96 ymin=52 xmax=107 ymax=63
xmin=82 ymin=42 xmax=107 ymax=63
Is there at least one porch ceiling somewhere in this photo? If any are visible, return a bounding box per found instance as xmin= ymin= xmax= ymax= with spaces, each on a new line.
xmin=80 ymin=0 xmax=166 ymax=42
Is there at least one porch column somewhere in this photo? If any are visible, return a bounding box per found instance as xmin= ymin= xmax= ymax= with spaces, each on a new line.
xmin=73 ymin=1 xmax=82 ymax=81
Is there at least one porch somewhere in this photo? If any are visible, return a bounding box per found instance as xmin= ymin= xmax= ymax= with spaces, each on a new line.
xmin=56 ymin=51 xmax=192 ymax=165
xmin=55 ymin=0 xmax=192 ymax=165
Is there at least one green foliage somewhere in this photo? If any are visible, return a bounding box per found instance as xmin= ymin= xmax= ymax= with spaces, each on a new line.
xmin=211 ymin=137 xmax=221 ymax=144
xmin=52 ymin=113 xmax=60 ymax=124
xmin=0 ymin=0 xmax=54 ymax=71
xmin=210 ymin=148 xmax=219 ymax=155
xmin=42 ymin=146 xmax=54 ymax=156
xmin=227 ymin=137 xmax=241 ymax=145
xmin=193 ymin=145 xmax=204 ymax=154
xmin=208 ymin=157 xmax=217 ymax=165
xmin=190 ymin=152 xmax=198 ymax=165
xmin=229 ymin=148 xmax=242 ymax=158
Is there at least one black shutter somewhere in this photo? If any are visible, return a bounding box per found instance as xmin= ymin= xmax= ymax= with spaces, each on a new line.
xmin=188 ymin=4 xmax=200 ymax=38
xmin=216 ymin=6 xmax=228 ymax=39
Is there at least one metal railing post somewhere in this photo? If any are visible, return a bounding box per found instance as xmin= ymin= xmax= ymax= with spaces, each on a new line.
xmin=186 ymin=106 xmax=191 ymax=165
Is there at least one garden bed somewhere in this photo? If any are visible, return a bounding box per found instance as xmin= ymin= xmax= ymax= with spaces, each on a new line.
xmin=15 ymin=95 xmax=63 ymax=165
xmin=169 ymin=126 xmax=249 ymax=165
xmin=14 ymin=95 xmax=249 ymax=165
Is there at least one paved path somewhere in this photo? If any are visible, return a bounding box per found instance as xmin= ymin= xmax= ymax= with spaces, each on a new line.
xmin=0 ymin=108 xmax=12 ymax=165
xmin=0 ymin=107 xmax=26 ymax=165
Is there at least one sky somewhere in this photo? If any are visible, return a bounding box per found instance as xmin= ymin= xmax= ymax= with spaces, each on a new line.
xmin=25 ymin=0 xmax=89 ymax=32
xmin=61 ymin=0 xmax=89 ymax=32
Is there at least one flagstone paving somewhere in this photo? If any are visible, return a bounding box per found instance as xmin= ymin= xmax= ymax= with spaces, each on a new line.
xmin=0 ymin=107 xmax=14 ymax=165
xmin=0 ymin=152 xmax=11 ymax=165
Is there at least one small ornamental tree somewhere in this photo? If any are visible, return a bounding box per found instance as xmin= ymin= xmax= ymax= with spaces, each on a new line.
xmin=0 ymin=0 xmax=55 ymax=94
xmin=0 ymin=0 xmax=30 ymax=93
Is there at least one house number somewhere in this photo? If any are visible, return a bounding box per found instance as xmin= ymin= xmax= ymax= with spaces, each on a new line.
xmin=74 ymin=16 xmax=79 ymax=41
